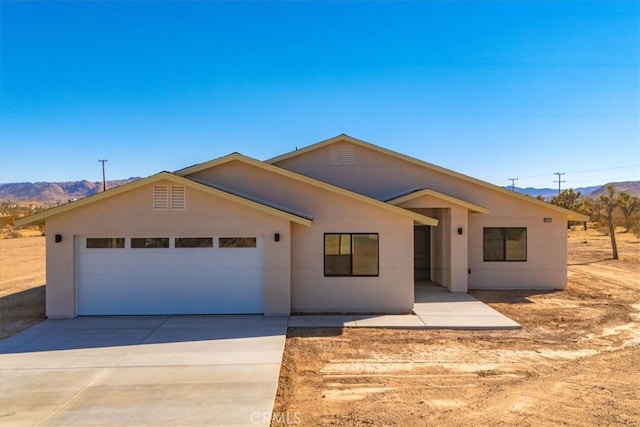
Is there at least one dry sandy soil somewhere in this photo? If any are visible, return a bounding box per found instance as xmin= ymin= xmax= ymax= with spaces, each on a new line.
xmin=1 ymin=231 xmax=638 ymax=425
xmin=0 ymin=236 xmax=46 ymax=340
xmin=273 ymin=228 xmax=640 ymax=426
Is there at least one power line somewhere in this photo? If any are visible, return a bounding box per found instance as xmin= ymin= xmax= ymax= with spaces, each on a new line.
xmin=98 ymin=159 xmax=108 ymax=191
xmin=516 ymin=164 xmax=639 ymax=180
xmin=508 ymin=178 xmax=518 ymax=191
xmin=553 ymin=172 xmax=565 ymax=195
xmin=567 ymin=164 xmax=640 ymax=175
xmin=567 ymin=174 xmax=640 ymax=184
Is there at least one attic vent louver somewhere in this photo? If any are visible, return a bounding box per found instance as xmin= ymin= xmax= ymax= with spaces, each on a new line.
xmin=330 ymin=145 xmax=355 ymax=165
xmin=330 ymin=146 xmax=342 ymax=164
xmin=153 ymin=186 xmax=169 ymax=210
xmin=153 ymin=185 xmax=185 ymax=210
xmin=170 ymin=186 xmax=185 ymax=210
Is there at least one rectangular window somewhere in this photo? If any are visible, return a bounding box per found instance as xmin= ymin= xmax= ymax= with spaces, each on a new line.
xmin=131 ymin=237 xmax=170 ymax=249
xmin=175 ymin=237 xmax=213 ymax=248
xmin=86 ymin=238 xmax=125 ymax=249
xmin=219 ymin=237 xmax=257 ymax=248
xmin=324 ymin=233 xmax=379 ymax=276
xmin=483 ymin=228 xmax=527 ymax=262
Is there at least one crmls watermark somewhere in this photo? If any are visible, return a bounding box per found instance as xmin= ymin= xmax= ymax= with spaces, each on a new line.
xmin=250 ymin=411 xmax=301 ymax=425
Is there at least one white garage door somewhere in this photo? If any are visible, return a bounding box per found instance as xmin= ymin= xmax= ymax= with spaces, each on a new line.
xmin=77 ymin=236 xmax=264 ymax=315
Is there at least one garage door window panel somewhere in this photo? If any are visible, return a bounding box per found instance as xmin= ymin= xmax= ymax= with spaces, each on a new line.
xmin=219 ymin=237 xmax=257 ymax=248
xmin=86 ymin=238 xmax=125 ymax=249
xmin=175 ymin=237 xmax=213 ymax=248
xmin=131 ymin=238 xmax=170 ymax=248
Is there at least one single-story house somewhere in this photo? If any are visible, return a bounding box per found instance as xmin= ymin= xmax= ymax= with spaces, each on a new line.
xmin=15 ymin=135 xmax=588 ymax=318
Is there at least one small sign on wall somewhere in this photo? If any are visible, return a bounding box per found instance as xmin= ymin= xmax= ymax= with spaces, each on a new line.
xmin=543 ymin=217 xmax=552 ymax=223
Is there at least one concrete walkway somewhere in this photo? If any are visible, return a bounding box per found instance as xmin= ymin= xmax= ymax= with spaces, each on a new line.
xmin=414 ymin=284 xmax=521 ymax=329
xmin=0 ymin=316 xmax=288 ymax=426
xmin=289 ymin=284 xmax=521 ymax=330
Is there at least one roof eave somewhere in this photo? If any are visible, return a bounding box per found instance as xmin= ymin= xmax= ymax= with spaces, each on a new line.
xmin=385 ymin=189 xmax=490 ymax=214
xmin=568 ymin=212 xmax=590 ymax=222
xmin=13 ymin=172 xmax=174 ymax=227
xmin=174 ymin=153 xmax=244 ymax=177
xmin=268 ymin=135 xmax=593 ymax=221
xmin=14 ymin=171 xmax=314 ymax=228
xmin=179 ymin=152 xmax=439 ymax=226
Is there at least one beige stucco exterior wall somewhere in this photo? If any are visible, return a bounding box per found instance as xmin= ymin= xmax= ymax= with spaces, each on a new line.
xmin=274 ymin=142 xmax=569 ymax=290
xmin=189 ymin=163 xmax=415 ymax=313
xmin=289 ymin=200 xmax=414 ymax=313
xmin=467 ymin=196 xmax=567 ymax=289
xmin=44 ymin=179 xmax=292 ymax=317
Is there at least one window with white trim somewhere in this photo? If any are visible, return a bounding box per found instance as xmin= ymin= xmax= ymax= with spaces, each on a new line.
xmin=153 ymin=185 xmax=185 ymax=210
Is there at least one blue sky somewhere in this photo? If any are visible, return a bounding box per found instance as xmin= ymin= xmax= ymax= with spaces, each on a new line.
xmin=1 ymin=0 xmax=638 ymax=189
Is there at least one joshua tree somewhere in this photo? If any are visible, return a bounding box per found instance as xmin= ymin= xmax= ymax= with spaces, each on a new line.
xmin=597 ymin=185 xmax=619 ymax=260
xmin=551 ymin=188 xmax=582 ymax=211
xmin=551 ymin=189 xmax=583 ymax=229
xmin=616 ymin=191 xmax=640 ymax=232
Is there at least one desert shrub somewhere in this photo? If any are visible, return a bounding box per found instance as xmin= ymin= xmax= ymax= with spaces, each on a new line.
xmin=595 ymin=222 xmax=610 ymax=235
xmin=5 ymin=230 xmax=22 ymax=239
xmin=0 ymin=216 xmax=13 ymax=228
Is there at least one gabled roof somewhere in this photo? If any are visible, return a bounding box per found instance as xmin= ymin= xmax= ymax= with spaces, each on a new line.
xmin=189 ymin=177 xmax=313 ymax=221
xmin=267 ymin=134 xmax=590 ymax=222
xmin=382 ymin=188 xmax=490 ymax=214
xmin=14 ymin=172 xmax=313 ymax=227
xmin=175 ymin=153 xmax=439 ymax=226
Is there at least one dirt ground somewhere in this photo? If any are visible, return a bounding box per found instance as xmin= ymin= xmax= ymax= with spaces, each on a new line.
xmin=273 ymin=228 xmax=640 ymax=426
xmin=0 ymin=236 xmax=46 ymax=339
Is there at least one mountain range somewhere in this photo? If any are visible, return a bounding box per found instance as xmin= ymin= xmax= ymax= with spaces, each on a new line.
xmin=0 ymin=178 xmax=141 ymax=206
xmin=508 ymin=181 xmax=640 ymax=200
xmin=0 ymin=178 xmax=638 ymax=206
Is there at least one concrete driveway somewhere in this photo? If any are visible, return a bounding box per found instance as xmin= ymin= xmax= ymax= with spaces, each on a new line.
xmin=0 ymin=315 xmax=288 ymax=426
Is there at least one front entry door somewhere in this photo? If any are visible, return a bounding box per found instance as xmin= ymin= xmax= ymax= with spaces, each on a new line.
xmin=414 ymin=226 xmax=431 ymax=282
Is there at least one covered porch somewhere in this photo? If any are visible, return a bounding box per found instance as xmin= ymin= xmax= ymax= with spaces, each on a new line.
xmin=384 ymin=188 xmax=489 ymax=293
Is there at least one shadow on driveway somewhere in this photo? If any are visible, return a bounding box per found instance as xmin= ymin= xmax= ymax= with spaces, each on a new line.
xmin=0 ymin=315 xmax=288 ymax=354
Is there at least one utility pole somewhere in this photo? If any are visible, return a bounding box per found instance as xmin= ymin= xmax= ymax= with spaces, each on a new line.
xmin=553 ymin=172 xmax=565 ymax=195
xmin=98 ymin=159 xmax=108 ymax=191
xmin=508 ymin=178 xmax=518 ymax=192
